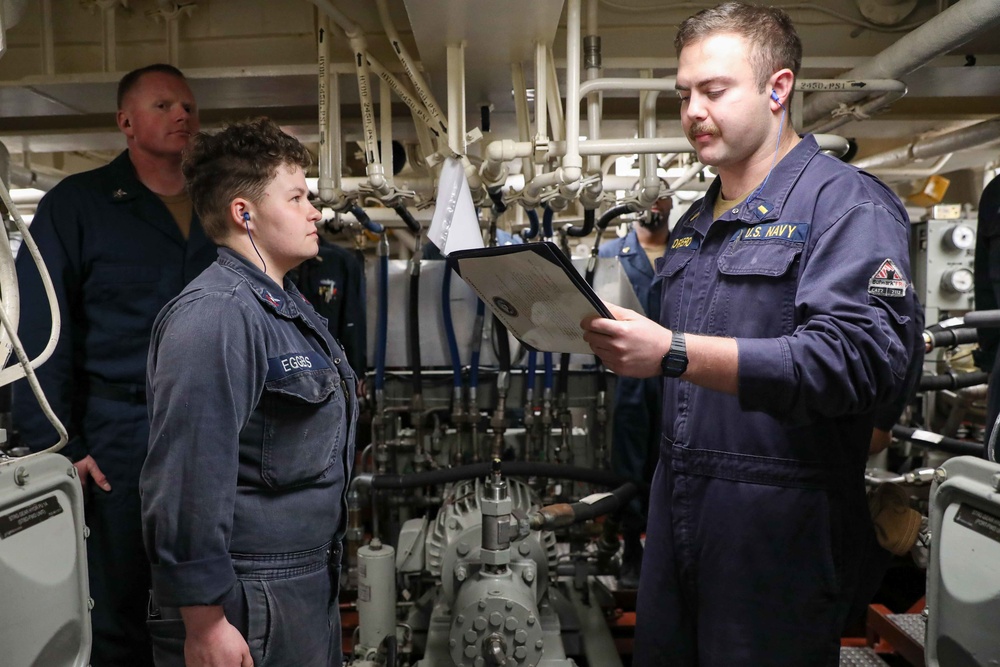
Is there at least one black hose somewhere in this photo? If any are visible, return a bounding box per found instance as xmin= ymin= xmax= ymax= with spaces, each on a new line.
xmin=370 ymin=461 xmax=637 ymax=490
xmin=569 ymin=481 xmax=639 ymax=522
xmin=494 ymin=315 xmax=511 ymax=375
xmin=408 ymin=262 xmax=423 ymax=395
xmin=925 ymin=327 xmax=978 ymax=350
xmin=565 ymin=208 xmax=596 ymax=238
xmin=891 ymin=424 xmax=984 ymax=457
xmin=964 ymin=309 xmax=1000 ymax=329
xmin=488 ymin=187 xmax=507 ymax=214
xmin=380 ymin=632 xmax=397 ymax=667
xmin=596 ymin=204 xmax=631 ymax=233
xmin=393 ymin=205 xmax=422 ymax=234
xmin=918 ymin=371 xmax=988 ymax=391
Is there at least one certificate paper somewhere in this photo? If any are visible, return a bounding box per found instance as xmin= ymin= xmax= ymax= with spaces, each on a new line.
xmin=447 ymin=242 xmax=613 ymax=354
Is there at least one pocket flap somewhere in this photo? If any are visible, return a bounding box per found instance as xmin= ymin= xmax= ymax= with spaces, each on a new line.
xmin=718 ymin=241 xmax=801 ymax=277
xmin=265 ymin=368 xmax=338 ymax=403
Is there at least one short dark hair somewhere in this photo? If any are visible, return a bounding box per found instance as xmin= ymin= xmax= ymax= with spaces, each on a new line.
xmin=117 ymin=63 xmax=187 ymax=109
xmin=182 ymin=117 xmax=313 ymax=242
xmin=674 ymin=2 xmax=802 ymax=93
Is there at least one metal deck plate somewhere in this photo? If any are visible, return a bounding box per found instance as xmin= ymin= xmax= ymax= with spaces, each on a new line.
xmin=839 ymin=646 xmax=890 ymax=666
xmin=888 ymin=613 xmax=926 ymax=647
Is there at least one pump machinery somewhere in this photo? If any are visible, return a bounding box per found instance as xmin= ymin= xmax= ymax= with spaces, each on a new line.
xmin=6 ymin=1 xmax=1000 ymax=666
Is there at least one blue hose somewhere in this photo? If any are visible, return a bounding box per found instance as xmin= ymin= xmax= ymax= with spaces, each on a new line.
xmin=522 ymin=209 xmax=540 ymax=241
xmin=542 ymin=206 xmax=554 ymax=239
xmin=351 ymin=204 xmax=385 ymax=234
xmin=442 ymin=266 xmax=463 ymax=389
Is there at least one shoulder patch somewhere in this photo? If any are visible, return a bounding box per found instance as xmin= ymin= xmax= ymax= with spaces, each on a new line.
xmin=869 ymin=258 xmax=907 ymax=298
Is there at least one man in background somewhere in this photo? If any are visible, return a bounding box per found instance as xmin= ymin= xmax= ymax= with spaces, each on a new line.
xmin=12 ymin=64 xmax=216 ymax=666
xmin=597 ymin=193 xmax=671 ymax=586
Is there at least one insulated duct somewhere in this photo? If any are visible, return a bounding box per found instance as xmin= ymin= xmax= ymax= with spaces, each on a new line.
xmin=803 ymin=0 xmax=1000 ymax=128
xmin=852 ymin=116 xmax=1000 ymax=170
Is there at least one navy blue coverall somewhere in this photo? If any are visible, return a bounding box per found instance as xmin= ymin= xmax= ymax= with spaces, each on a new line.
xmin=635 ymin=135 xmax=917 ymax=667
xmin=973 ymin=173 xmax=1000 ymax=459
xmin=141 ymin=248 xmax=357 ymax=667
xmin=11 ymin=151 xmax=216 ymax=666
xmin=598 ymin=228 xmax=662 ymax=526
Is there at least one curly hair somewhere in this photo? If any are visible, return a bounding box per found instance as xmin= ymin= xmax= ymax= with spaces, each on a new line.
xmin=675 ymin=2 xmax=802 ymax=94
xmin=182 ymin=117 xmax=313 ymax=242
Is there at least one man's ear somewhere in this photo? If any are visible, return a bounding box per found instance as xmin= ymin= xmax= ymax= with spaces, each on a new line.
xmin=116 ymin=110 xmax=132 ymax=135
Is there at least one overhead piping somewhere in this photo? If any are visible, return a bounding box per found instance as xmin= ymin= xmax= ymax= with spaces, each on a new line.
xmin=802 ymin=0 xmax=1000 ymax=128
xmin=852 ymin=116 xmax=1000 ymax=170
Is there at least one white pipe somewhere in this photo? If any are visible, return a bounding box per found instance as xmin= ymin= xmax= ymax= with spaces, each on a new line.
xmin=0 ymin=179 xmax=63 ymax=399
xmin=380 ymin=77 xmax=393 ymax=185
xmin=562 ymin=0 xmax=583 ymax=198
xmin=375 ymin=0 xmax=448 ymax=136
xmin=317 ymin=15 xmax=334 ymax=202
xmin=546 ymin=47 xmax=565 ymax=142
xmin=582 ymin=0 xmax=604 ymax=205
xmin=534 ymin=41 xmax=548 ymax=144
xmin=640 ymin=82 xmax=662 ymax=206
xmin=803 ymin=0 xmax=1000 ymax=127
xmin=808 ymin=89 xmax=907 ymax=134
xmin=853 ymin=116 xmax=1000 ymax=170
xmin=481 ymin=139 xmax=533 ymax=188
xmin=41 ymin=0 xmax=54 ymax=75
xmin=867 ymin=154 xmax=953 ymax=182
xmin=511 ymin=63 xmax=535 ymax=182
xmin=9 ymin=164 xmax=64 ymax=192
xmin=101 ymin=3 xmax=116 ymax=73
xmin=307 ymin=0 xmax=363 ymax=39
xmin=167 ymin=15 xmax=180 ymax=66
xmin=446 ymin=42 xmax=466 ymax=155
xmin=366 ymin=52 xmax=439 ymax=138
xmin=548 ymin=133 xmax=851 ymax=157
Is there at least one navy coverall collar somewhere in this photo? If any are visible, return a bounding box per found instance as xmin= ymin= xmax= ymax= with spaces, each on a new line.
xmin=692 ymin=134 xmax=820 ymax=237
xmin=216 ymin=247 xmax=307 ymax=321
xmin=103 ymin=150 xmax=211 ymax=252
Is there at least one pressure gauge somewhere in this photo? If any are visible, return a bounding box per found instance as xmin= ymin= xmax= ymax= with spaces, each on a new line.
xmin=943 ymin=224 xmax=975 ymax=251
xmin=941 ymin=267 xmax=974 ymax=294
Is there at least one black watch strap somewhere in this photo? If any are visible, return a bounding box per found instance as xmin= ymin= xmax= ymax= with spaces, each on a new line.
xmin=661 ymin=331 xmax=688 ymax=378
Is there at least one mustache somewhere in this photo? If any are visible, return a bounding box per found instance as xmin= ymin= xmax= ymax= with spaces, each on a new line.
xmin=688 ymin=123 xmax=720 ymax=138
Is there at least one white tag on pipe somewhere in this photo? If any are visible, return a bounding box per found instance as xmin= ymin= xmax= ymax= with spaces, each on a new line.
xmin=427 ymin=157 xmax=483 ymax=256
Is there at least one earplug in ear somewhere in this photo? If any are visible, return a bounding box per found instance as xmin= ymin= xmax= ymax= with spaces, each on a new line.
xmin=770 ymin=90 xmax=780 ymax=103
xmin=243 ymin=212 xmax=250 ymax=222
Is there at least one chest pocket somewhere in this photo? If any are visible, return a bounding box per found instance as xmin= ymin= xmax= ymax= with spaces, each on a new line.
xmin=261 ymin=367 xmax=344 ymax=489
xmin=87 ymin=263 xmax=165 ymax=335
xmin=713 ymin=239 xmax=803 ymax=336
xmin=656 ymin=250 xmax=697 ymax=330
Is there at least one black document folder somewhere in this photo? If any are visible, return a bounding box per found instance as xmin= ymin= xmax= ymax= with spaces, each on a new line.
xmin=446 ymin=241 xmax=614 ymax=354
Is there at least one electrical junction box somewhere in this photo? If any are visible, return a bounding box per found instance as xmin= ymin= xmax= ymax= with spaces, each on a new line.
xmin=909 ymin=218 xmax=976 ymax=315
xmin=926 ymin=455 xmax=1000 ymax=667
xmin=0 ymin=452 xmax=91 ymax=667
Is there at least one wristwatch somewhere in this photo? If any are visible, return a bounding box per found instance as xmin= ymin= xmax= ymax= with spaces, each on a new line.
xmin=660 ymin=331 xmax=688 ymax=378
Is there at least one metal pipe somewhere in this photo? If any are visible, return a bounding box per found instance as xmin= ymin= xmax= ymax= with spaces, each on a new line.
xmin=534 ymin=41 xmax=548 ymax=144
xmin=100 ymin=2 xmax=116 ymax=73
xmin=511 ymin=62 xmax=535 ymax=182
xmin=584 ymin=0 xmax=603 ymax=176
xmin=317 ymin=15 xmax=335 ymax=202
xmin=380 ymin=76 xmax=393 ymax=184
xmin=375 ymin=0 xmax=448 ymax=137
xmin=367 ymin=52 xmax=439 ymax=137
xmin=852 ymin=116 xmax=1000 ymax=170
xmin=546 ymin=46 xmax=565 ymax=142
xmin=447 ymin=43 xmax=467 ymax=155
xmin=802 ymin=0 xmax=1000 ymax=127
xmin=41 ymin=0 xmax=55 ymax=75
xmin=561 ymin=0 xmax=584 ymax=199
